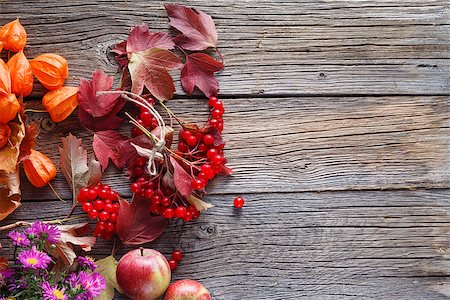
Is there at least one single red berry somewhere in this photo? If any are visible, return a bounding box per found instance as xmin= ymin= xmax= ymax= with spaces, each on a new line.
xmin=162 ymin=208 xmax=175 ymax=219
xmin=191 ymin=178 xmax=206 ymax=190
xmin=161 ymin=197 xmax=171 ymax=208
xmin=178 ymin=142 xmax=189 ymax=153
xmin=213 ymin=164 xmax=223 ymax=174
xmin=99 ymin=211 xmax=110 ymax=222
xmin=107 ymin=191 xmax=118 ymax=201
xmin=206 ymin=148 xmax=218 ymax=160
xmin=93 ymin=200 xmax=105 ymax=211
xmin=181 ymin=130 xmax=192 ymax=141
xmin=130 ymin=182 xmax=141 ymax=193
xmin=87 ymin=188 xmax=98 ymax=201
xmin=211 ymin=154 xmax=224 ymax=166
xmin=140 ymin=111 xmax=153 ymax=127
xmin=92 ymin=185 xmax=100 ymax=192
xmin=136 ymin=176 xmax=147 ymax=183
xmin=201 ymin=164 xmax=214 ymax=179
xmin=151 ymin=194 xmax=162 ymax=205
xmin=93 ymin=228 xmax=102 ymax=238
xmin=104 ymin=199 xmax=112 ymax=206
xmin=103 ymin=184 xmax=111 ymax=191
xmin=168 ymin=259 xmax=177 ymax=270
xmin=198 ymin=143 xmax=208 ymax=153
xmin=98 ymin=189 xmax=109 ymax=199
xmin=183 ymin=211 xmax=193 ymax=222
xmin=186 ymin=135 xmax=198 ymax=147
xmin=212 ymin=108 xmax=223 ymax=119
xmin=208 ymin=96 xmax=218 ymax=106
xmin=171 ymin=250 xmax=183 ymax=261
xmin=209 ymin=118 xmax=219 ymax=127
xmin=106 ymin=222 xmax=115 ymax=233
xmin=234 ymin=196 xmax=245 ymax=208
xmin=112 ymin=203 xmax=120 ymax=213
xmin=175 ymin=206 xmax=187 ymax=218
xmin=197 ymin=172 xmax=208 ymax=181
xmin=203 ymin=134 xmax=214 ymax=145
xmin=135 ymin=156 xmax=148 ymax=167
xmin=77 ymin=187 xmax=89 ymax=202
xmin=131 ymin=127 xmax=142 ymax=137
xmin=88 ymin=209 xmax=99 ymax=219
xmin=187 ymin=206 xmax=199 ymax=218
xmin=217 ymin=121 xmax=224 ymax=132
xmin=134 ymin=167 xmax=144 ymax=177
xmin=144 ymin=189 xmax=154 ymax=199
xmin=104 ymin=203 xmax=113 ymax=213
xmin=97 ymin=221 xmax=106 ymax=231
xmin=82 ymin=202 xmax=93 ymax=213
xmin=109 ymin=212 xmax=118 ymax=223
xmin=212 ymin=100 xmax=223 ymax=109
xmin=139 ymin=106 xmax=149 ymax=114
xmin=147 ymin=181 xmax=156 ymax=190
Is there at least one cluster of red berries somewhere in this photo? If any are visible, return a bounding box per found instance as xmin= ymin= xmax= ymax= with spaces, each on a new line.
xmin=168 ymin=249 xmax=183 ymax=271
xmin=126 ymin=96 xmax=229 ymax=221
xmin=77 ymin=183 xmax=120 ymax=240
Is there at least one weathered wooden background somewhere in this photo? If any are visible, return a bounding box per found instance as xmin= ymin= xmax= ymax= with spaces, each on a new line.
xmin=1 ymin=0 xmax=449 ymax=299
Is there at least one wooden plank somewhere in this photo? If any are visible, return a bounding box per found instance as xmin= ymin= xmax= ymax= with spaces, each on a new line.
xmin=0 ymin=0 xmax=449 ymax=96
xmin=20 ymin=95 xmax=450 ymax=200
xmin=1 ymin=190 xmax=449 ymax=299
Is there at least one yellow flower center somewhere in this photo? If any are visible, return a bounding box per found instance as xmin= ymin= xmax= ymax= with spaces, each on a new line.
xmin=53 ymin=289 xmax=64 ymax=299
xmin=17 ymin=237 xmax=23 ymax=241
xmin=26 ymin=258 xmax=38 ymax=265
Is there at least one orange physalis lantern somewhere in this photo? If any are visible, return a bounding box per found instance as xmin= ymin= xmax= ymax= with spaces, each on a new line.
xmin=0 ymin=93 xmax=20 ymax=123
xmin=0 ymin=19 xmax=27 ymax=52
xmin=6 ymin=51 xmax=33 ymax=97
xmin=23 ymin=149 xmax=57 ymax=188
xmin=0 ymin=58 xmax=11 ymax=96
xmin=0 ymin=123 xmax=11 ymax=148
xmin=42 ymin=86 xmax=78 ymax=122
xmin=30 ymin=53 xmax=68 ymax=90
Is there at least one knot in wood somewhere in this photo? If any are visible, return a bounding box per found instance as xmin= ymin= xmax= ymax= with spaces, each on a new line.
xmin=41 ymin=117 xmax=56 ymax=132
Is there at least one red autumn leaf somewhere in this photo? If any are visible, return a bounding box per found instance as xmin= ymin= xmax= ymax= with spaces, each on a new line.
xmin=165 ymin=4 xmax=218 ymax=51
xmin=115 ymin=135 xmax=154 ymax=169
xmin=18 ymin=121 xmax=39 ymax=162
xmin=181 ymin=53 xmax=223 ymax=97
xmin=111 ymin=40 xmax=128 ymax=70
xmin=169 ymin=156 xmax=193 ymax=198
xmin=126 ymin=23 xmax=175 ymax=53
xmin=128 ymin=48 xmax=182 ymax=101
xmin=112 ymin=24 xmax=175 ymax=69
xmin=93 ymin=130 xmax=128 ymax=170
xmin=78 ymin=105 xmax=124 ymax=132
xmin=116 ymin=196 xmax=168 ymax=245
xmin=78 ymin=70 xmax=123 ymax=118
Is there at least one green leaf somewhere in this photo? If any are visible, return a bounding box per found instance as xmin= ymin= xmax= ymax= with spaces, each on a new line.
xmin=95 ymin=255 xmax=123 ymax=300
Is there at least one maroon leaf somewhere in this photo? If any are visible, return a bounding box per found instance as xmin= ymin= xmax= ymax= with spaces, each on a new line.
xmin=116 ymin=196 xmax=168 ymax=245
xmin=170 ymin=156 xmax=193 ymax=198
xmin=111 ymin=40 xmax=128 ymax=70
xmin=78 ymin=70 xmax=122 ymax=118
xmin=126 ymin=23 xmax=175 ymax=53
xmin=208 ymin=128 xmax=224 ymax=147
xmin=128 ymin=48 xmax=182 ymax=100
xmin=115 ymin=135 xmax=154 ymax=168
xmin=165 ymin=4 xmax=218 ymax=51
xmin=181 ymin=53 xmax=223 ymax=97
xmin=93 ymin=131 xmax=128 ymax=170
xmin=18 ymin=121 xmax=39 ymax=162
xmin=78 ymin=106 xmax=124 ymax=132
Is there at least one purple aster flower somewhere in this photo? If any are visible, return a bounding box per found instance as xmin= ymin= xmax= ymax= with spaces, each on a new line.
xmin=25 ymin=222 xmax=61 ymax=243
xmin=78 ymin=256 xmax=97 ymax=271
xmin=41 ymin=282 xmax=68 ymax=300
xmin=70 ymin=271 xmax=106 ymax=299
xmin=0 ymin=269 xmax=14 ymax=287
xmin=7 ymin=231 xmax=30 ymax=247
xmin=18 ymin=246 xmax=51 ymax=270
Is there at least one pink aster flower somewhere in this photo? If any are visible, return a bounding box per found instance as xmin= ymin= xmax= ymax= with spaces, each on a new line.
xmin=25 ymin=221 xmax=61 ymax=243
xmin=78 ymin=256 xmax=97 ymax=271
xmin=70 ymin=271 xmax=106 ymax=299
xmin=41 ymin=282 xmax=68 ymax=300
xmin=7 ymin=230 xmax=30 ymax=247
xmin=18 ymin=246 xmax=51 ymax=270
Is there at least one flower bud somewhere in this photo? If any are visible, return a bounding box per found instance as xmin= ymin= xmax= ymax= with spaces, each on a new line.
xmin=6 ymin=51 xmax=33 ymax=96
xmin=23 ymin=149 xmax=57 ymax=188
xmin=30 ymin=53 xmax=68 ymax=90
xmin=42 ymin=86 xmax=78 ymax=122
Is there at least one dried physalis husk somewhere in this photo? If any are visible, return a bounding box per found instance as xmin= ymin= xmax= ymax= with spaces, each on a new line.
xmin=23 ymin=149 xmax=57 ymax=188
xmin=0 ymin=123 xmax=11 ymax=149
xmin=6 ymin=51 xmax=33 ymax=97
xmin=42 ymin=86 xmax=78 ymax=122
xmin=0 ymin=93 xmax=20 ymax=123
xmin=30 ymin=53 xmax=68 ymax=90
xmin=0 ymin=19 xmax=27 ymax=52
xmin=0 ymin=58 xmax=11 ymax=96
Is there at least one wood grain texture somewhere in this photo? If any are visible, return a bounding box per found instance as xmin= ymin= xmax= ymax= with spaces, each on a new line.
xmin=1 ymin=190 xmax=449 ymax=299
xmin=19 ymin=95 xmax=450 ymax=200
xmin=0 ymin=0 xmax=449 ymax=96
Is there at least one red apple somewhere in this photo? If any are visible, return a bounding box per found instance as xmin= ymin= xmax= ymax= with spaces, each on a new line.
xmin=116 ymin=248 xmax=171 ymax=300
xmin=163 ymin=279 xmax=211 ymax=300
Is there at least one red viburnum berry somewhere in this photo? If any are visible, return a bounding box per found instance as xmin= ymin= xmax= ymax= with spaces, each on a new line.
xmin=234 ymin=196 xmax=245 ymax=208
